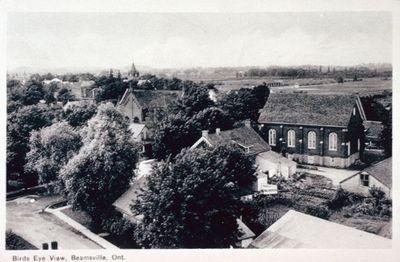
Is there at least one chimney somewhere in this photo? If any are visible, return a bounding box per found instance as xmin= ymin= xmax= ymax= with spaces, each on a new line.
xmin=216 ymin=128 xmax=221 ymax=135
xmin=244 ymin=120 xmax=251 ymax=128
xmin=202 ymin=130 xmax=209 ymax=138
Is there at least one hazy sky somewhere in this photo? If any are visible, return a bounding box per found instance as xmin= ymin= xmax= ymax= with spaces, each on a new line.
xmin=7 ymin=12 xmax=392 ymax=70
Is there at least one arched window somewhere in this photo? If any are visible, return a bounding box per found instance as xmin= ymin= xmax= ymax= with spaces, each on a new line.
xmin=329 ymin=132 xmax=338 ymax=151
xmin=268 ymin=129 xmax=276 ymax=146
xmin=287 ymin=130 xmax=295 ymax=148
xmin=308 ymin=131 xmax=317 ymax=149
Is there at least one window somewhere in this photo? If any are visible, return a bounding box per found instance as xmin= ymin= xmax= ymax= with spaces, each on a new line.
xmin=353 ymin=107 xmax=356 ymax=116
xmin=360 ymin=173 xmax=369 ymax=187
xmin=308 ymin=131 xmax=317 ymax=149
xmin=329 ymin=132 xmax=338 ymax=151
xmin=268 ymin=129 xmax=276 ymax=146
xmin=287 ymin=130 xmax=295 ymax=148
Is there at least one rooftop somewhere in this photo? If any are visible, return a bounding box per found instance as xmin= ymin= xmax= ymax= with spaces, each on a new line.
xmin=249 ymin=210 xmax=391 ymax=249
xmin=257 ymin=151 xmax=297 ymax=167
xmin=205 ymin=125 xmax=270 ymax=155
xmin=361 ymin=157 xmax=392 ymax=188
xmin=120 ymin=89 xmax=183 ymax=109
xmin=258 ymin=93 xmax=358 ymax=127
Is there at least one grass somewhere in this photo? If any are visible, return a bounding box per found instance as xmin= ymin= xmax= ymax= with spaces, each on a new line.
xmin=6 ymin=230 xmax=37 ymax=250
xmin=61 ymin=206 xmax=94 ymax=230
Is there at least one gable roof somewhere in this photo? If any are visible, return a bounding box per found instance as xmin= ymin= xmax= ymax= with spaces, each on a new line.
xmin=249 ymin=210 xmax=391 ymax=249
xmin=258 ymin=93 xmax=359 ymax=127
xmin=119 ymin=89 xmax=183 ymax=109
xmin=341 ymin=157 xmax=392 ymax=189
xmin=112 ymin=176 xmax=147 ymax=217
xmin=201 ymin=126 xmax=271 ymax=155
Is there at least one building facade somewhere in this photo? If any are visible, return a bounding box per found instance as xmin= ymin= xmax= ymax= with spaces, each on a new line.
xmin=258 ymin=93 xmax=366 ymax=168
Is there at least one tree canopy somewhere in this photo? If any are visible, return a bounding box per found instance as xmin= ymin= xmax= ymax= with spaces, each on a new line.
xmin=60 ymin=104 xmax=139 ymax=226
xmin=25 ymin=122 xmax=82 ymax=188
xmin=133 ymin=144 xmax=255 ymax=248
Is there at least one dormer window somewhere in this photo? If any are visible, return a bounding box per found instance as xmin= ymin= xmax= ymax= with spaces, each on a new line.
xmin=360 ymin=173 xmax=369 ymax=187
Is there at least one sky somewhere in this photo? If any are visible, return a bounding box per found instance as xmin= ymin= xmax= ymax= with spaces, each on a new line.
xmin=7 ymin=12 xmax=392 ymax=70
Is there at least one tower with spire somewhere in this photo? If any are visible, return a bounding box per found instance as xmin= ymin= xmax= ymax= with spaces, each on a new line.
xmin=129 ymin=61 xmax=140 ymax=78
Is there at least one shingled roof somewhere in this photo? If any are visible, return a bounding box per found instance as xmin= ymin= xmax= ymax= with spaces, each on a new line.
xmin=201 ymin=125 xmax=271 ymax=155
xmin=258 ymin=93 xmax=358 ymax=127
xmin=360 ymin=157 xmax=391 ymax=189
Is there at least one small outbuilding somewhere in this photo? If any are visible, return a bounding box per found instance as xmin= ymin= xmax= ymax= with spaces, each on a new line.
xmin=340 ymin=157 xmax=392 ymax=198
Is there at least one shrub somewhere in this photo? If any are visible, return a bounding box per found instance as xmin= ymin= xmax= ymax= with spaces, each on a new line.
xmin=327 ymin=188 xmax=355 ymax=210
xmin=305 ymin=205 xmax=330 ymax=219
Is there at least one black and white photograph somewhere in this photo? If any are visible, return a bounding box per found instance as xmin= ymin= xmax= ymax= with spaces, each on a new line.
xmin=2 ymin=0 xmax=399 ymax=261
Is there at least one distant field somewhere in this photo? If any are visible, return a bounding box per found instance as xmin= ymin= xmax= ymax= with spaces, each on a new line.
xmin=212 ymin=77 xmax=392 ymax=96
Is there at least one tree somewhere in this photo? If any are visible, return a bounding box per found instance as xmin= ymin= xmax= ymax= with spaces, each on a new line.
xmin=7 ymin=105 xmax=62 ymax=186
xmin=218 ymin=88 xmax=260 ymax=121
xmin=62 ymin=104 xmax=98 ymax=127
xmin=57 ymin=88 xmax=75 ymax=104
xmin=60 ymin=104 xmax=139 ymax=227
xmin=152 ymin=112 xmax=200 ymax=160
xmin=133 ymin=144 xmax=255 ymax=248
xmin=25 ymin=122 xmax=82 ymax=189
xmin=252 ymin=83 xmax=270 ymax=108
xmin=23 ymin=80 xmax=46 ymax=105
xmin=191 ymin=107 xmax=233 ymax=132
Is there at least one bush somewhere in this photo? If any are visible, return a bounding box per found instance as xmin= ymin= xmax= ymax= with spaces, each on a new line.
xmin=327 ymin=188 xmax=356 ymax=210
xmin=305 ymin=205 xmax=330 ymax=219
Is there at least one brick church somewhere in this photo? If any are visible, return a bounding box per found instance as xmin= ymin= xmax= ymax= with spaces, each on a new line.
xmin=258 ymin=93 xmax=366 ymax=168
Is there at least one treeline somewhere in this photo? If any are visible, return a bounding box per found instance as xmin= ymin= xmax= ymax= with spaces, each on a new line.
xmin=245 ymin=66 xmax=392 ymax=79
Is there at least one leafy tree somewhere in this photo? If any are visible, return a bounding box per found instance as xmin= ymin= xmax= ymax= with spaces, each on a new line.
xmin=57 ymin=88 xmax=75 ymax=104
xmin=25 ymin=122 xmax=82 ymax=188
xmin=60 ymin=104 xmax=139 ymax=227
xmin=7 ymin=105 xmax=62 ymax=186
xmin=23 ymin=80 xmax=46 ymax=105
xmin=191 ymin=107 xmax=233 ymax=132
xmin=252 ymin=83 xmax=270 ymax=108
xmin=380 ymin=108 xmax=392 ymax=157
xmin=62 ymin=104 xmax=98 ymax=127
xmin=218 ymin=88 xmax=260 ymax=121
xmin=152 ymin=113 xmax=200 ymax=160
xmin=133 ymin=145 xmax=255 ymax=248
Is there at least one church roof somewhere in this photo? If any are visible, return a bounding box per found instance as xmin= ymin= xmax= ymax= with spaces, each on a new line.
xmin=258 ymin=93 xmax=358 ymax=127
xmin=119 ymin=89 xmax=182 ymax=109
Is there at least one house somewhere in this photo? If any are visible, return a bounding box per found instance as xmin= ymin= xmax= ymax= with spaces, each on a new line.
xmin=340 ymin=157 xmax=392 ymax=198
xmin=128 ymin=123 xmax=152 ymax=158
xmin=249 ymin=210 xmax=391 ymax=249
xmin=235 ymin=219 xmax=256 ymax=248
xmin=118 ymin=88 xmax=183 ymax=124
xmin=191 ymin=121 xmax=297 ymax=191
xmin=258 ymin=93 xmax=366 ymax=168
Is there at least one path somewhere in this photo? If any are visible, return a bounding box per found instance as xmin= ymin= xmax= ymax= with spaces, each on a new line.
xmin=6 ymin=195 xmax=102 ymax=249
xmin=298 ymin=166 xmax=360 ymax=186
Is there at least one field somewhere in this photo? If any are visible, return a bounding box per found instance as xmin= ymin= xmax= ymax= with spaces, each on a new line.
xmin=210 ymin=77 xmax=392 ymax=96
